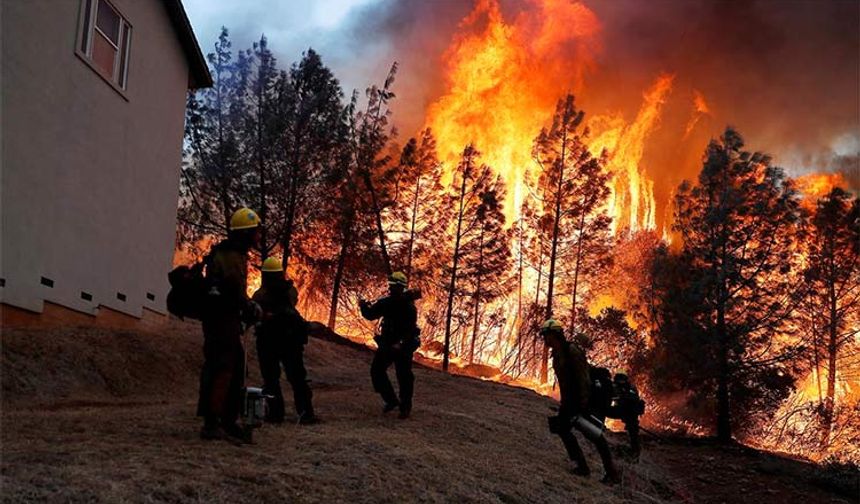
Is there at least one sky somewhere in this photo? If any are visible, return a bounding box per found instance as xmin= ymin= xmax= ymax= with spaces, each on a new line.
xmin=182 ymin=0 xmax=392 ymax=94
xmin=182 ymin=0 xmax=859 ymax=191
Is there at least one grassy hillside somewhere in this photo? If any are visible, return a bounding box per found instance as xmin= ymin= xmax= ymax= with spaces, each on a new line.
xmin=1 ymin=322 xmax=853 ymax=503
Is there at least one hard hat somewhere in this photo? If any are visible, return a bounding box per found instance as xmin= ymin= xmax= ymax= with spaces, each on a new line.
xmin=388 ymin=271 xmax=408 ymax=287
xmin=540 ymin=319 xmax=564 ymax=334
xmin=261 ymin=257 xmax=283 ymax=272
xmin=230 ymin=207 xmax=261 ymax=230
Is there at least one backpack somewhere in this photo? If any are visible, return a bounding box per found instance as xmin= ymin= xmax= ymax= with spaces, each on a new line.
xmin=613 ymin=380 xmax=646 ymax=416
xmin=588 ymin=366 xmax=614 ymax=416
xmin=166 ymin=262 xmax=208 ymax=320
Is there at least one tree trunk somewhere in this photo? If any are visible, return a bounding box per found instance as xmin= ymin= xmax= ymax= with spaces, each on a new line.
xmin=362 ymin=170 xmax=392 ymax=275
xmin=822 ymin=245 xmax=839 ymax=446
xmin=541 ymin=131 xmax=567 ymax=384
xmin=443 ymin=157 xmax=471 ymax=372
xmin=406 ymin=172 xmax=422 ymax=279
xmin=469 ymin=223 xmax=485 ymax=364
xmin=569 ymin=208 xmax=587 ymax=332
xmin=716 ymin=309 xmax=732 ymax=442
xmin=256 ymin=74 xmax=269 ymax=258
xmin=282 ymin=140 xmax=301 ymax=269
xmin=328 ymin=220 xmax=352 ymax=331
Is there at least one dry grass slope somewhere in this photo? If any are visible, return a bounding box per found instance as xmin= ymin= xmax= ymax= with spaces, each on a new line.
xmin=1 ymin=321 xmax=853 ymax=503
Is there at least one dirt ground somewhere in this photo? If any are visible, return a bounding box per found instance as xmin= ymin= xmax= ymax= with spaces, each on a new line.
xmin=1 ymin=322 xmax=854 ymax=503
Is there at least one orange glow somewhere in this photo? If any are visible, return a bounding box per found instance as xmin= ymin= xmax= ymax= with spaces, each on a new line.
xmin=795 ymin=172 xmax=849 ymax=210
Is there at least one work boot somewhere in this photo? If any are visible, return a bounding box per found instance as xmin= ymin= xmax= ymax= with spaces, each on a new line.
xmin=222 ymin=422 xmax=251 ymax=445
xmin=298 ymin=412 xmax=320 ymax=425
xmin=571 ymin=465 xmax=591 ymax=477
xmin=600 ymin=471 xmax=621 ymax=485
xmin=200 ymin=425 xmax=225 ymax=441
xmin=383 ymin=400 xmax=400 ymax=413
xmin=398 ymin=407 xmax=411 ymax=420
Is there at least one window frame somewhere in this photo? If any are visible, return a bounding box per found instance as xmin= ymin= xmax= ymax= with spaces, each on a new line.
xmin=75 ymin=0 xmax=132 ymax=99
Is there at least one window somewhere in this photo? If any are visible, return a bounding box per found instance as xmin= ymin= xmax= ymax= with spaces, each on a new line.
xmin=78 ymin=0 xmax=131 ymax=90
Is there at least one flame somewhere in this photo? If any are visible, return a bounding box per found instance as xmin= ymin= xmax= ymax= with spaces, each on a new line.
xmin=795 ymin=172 xmax=849 ymax=210
xmin=589 ymin=75 xmax=673 ymax=234
xmin=425 ymin=0 xmax=668 ymax=234
xmin=683 ymin=89 xmax=711 ymax=139
xmin=426 ymin=0 xmax=600 ymax=220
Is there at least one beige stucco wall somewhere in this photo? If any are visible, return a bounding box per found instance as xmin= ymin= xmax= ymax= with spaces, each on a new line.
xmin=1 ymin=0 xmax=190 ymax=318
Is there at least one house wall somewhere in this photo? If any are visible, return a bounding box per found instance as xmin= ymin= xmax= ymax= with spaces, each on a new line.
xmin=1 ymin=0 xmax=190 ymax=318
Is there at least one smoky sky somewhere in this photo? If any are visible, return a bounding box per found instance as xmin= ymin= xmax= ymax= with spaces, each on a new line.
xmin=185 ymin=0 xmax=859 ymax=189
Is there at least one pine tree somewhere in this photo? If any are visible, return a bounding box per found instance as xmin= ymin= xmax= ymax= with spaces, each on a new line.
xmin=238 ymin=35 xmax=282 ymax=258
xmin=530 ymin=94 xmax=611 ymax=383
xmin=178 ymin=27 xmax=247 ymax=248
xmin=668 ymin=128 xmax=806 ymax=441
xmin=802 ymin=187 xmax=860 ymax=444
xmin=441 ymin=145 xmax=504 ymax=371
xmin=277 ymin=49 xmax=344 ymax=269
xmin=460 ymin=178 xmax=511 ymax=363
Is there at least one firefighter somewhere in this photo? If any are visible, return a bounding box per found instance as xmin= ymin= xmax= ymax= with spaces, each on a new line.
xmin=542 ymin=320 xmax=620 ymax=484
xmin=359 ymin=271 xmax=420 ymax=419
xmin=198 ymin=207 xmax=261 ymax=442
xmin=609 ymin=371 xmax=643 ymax=459
xmin=252 ymin=256 xmax=318 ymax=425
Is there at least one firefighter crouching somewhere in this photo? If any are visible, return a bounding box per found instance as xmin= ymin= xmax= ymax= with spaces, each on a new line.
xmin=198 ymin=207 xmax=262 ymax=442
xmin=608 ymin=371 xmax=644 ymax=459
xmin=542 ymin=320 xmax=620 ymax=484
xmin=252 ymin=256 xmax=318 ymax=425
xmin=359 ymin=272 xmax=420 ymax=419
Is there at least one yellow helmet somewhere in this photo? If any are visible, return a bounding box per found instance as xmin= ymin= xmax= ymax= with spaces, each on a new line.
xmin=388 ymin=271 xmax=408 ymax=287
xmin=540 ymin=319 xmax=563 ymax=334
xmin=261 ymin=257 xmax=283 ymax=272
xmin=230 ymin=207 xmax=261 ymax=230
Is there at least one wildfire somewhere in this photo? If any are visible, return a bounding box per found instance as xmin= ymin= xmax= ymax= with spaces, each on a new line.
xmin=588 ymin=75 xmax=673 ymax=234
xmin=425 ymin=0 xmax=600 ymax=221
xmin=425 ymin=0 xmax=671 ymax=235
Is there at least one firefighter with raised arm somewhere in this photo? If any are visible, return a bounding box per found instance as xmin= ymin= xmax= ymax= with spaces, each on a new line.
xmin=542 ymin=320 xmax=620 ymax=484
xmin=252 ymin=256 xmax=318 ymax=425
xmin=198 ymin=207 xmax=262 ymax=443
xmin=359 ymin=272 xmax=420 ymax=419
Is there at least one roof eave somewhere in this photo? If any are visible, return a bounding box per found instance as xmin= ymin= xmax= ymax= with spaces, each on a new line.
xmin=163 ymin=0 xmax=213 ymax=89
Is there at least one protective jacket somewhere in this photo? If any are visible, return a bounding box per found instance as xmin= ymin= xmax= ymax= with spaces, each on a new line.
xmin=359 ymin=292 xmax=418 ymax=348
xmin=206 ymin=238 xmax=250 ymax=312
xmin=252 ymin=278 xmax=308 ymax=345
xmin=197 ymin=238 xmax=251 ymax=423
xmin=552 ymin=342 xmax=591 ymax=420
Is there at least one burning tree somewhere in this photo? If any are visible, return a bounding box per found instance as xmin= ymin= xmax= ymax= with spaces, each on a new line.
xmin=441 ymin=145 xmax=510 ymax=370
xmin=388 ymin=129 xmax=450 ymax=291
xmin=653 ymin=128 xmax=806 ymax=442
xmin=530 ymin=94 xmax=612 ymax=383
xmin=802 ymin=187 xmax=860 ymax=446
xmin=324 ymin=69 xmax=399 ymax=331
xmin=277 ymin=49 xmax=345 ymax=269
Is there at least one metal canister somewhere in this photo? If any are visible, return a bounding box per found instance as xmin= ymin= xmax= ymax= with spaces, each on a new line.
xmin=242 ymin=387 xmax=268 ymax=428
xmin=572 ymin=414 xmax=606 ymax=441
